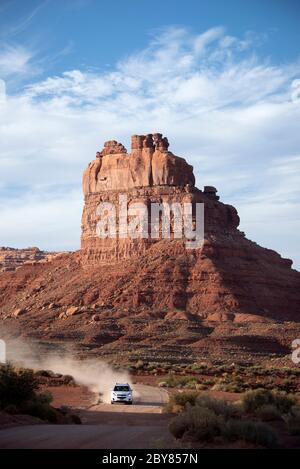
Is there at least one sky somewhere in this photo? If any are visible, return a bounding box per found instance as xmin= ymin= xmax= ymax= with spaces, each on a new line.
xmin=0 ymin=0 xmax=300 ymax=269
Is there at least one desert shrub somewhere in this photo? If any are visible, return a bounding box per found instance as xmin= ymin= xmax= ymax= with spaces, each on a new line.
xmin=165 ymin=391 xmax=199 ymax=413
xmin=284 ymin=408 xmax=300 ymax=435
xmin=242 ymin=389 xmax=295 ymax=414
xmin=254 ymin=404 xmax=281 ymax=422
xmin=195 ymin=383 xmax=208 ymax=391
xmin=196 ymin=395 xmax=240 ymax=419
xmin=211 ymin=377 xmax=246 ymax=393
xmin=147 ymin=362 xmax=162 ymax=372
xmin=204 ymin=379 xmax=215 ymax=386
xmin=0 ymin=364 xmax=38 ymax=408
xmin=183 ymin=379 xmax=198 ymax=389
xmin=169 ymin=412 xmax=190 ymax=438
xmin=62 ymin=375 xmax=76 ymax=385
xmin=34 ymin=369 xmax=61 ymax=378
xmin=281 ymin=368 xmax=300 ymax=377
xmin=168 ymin=392 xmax=281 ymax=447
xmin=223 ymin=419 xmax=278 ymax=448
xmin=169 ymin=404 xmax=222 ymax=441
xmin=36 ymin=391 xmax=53 ymax=405
xmin=191 ymin=363 xmax=208 ymax=373
xmin=23 ymin=400 xmax=60 ymax=423
xmin=0 ymin=364 xmax=84 ymax=424
xmin=248 ymin=366 xmax=265 ymax=377
xmin=165 ymin=374 xmax=200 ymax=389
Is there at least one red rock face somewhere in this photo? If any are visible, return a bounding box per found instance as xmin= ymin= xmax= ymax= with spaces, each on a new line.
xmin=79 ymin=133 xmax=300 ymax=322
xmin=82 ymin=133 xmax=204 ymax=266
xmin=82 ymin=133 xmax=194 ymax=194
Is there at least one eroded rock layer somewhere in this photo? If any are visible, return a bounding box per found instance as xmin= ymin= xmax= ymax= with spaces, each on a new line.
xmin=81 ymin=133 xmax=228 ymax=265
xmin=0 ymin=247 xmax=60 ymax=272
xmin=79 ymin=132 xmax=300 ymax=322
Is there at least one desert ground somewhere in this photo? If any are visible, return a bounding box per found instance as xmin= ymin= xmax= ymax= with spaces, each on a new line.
xmin=0 ymin=383 xmax=172 ymax=449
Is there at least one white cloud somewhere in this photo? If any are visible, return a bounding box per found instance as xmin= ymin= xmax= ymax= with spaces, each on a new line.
xmin=0 ymin=187 xmax=82 ymax=251
xmin=0 ymin=44 xmax=34 ymax=77
xmin=0 ymin=26 xmax=300 ymax=268
xmin=193 ymin=26 xmax=225 ymax=55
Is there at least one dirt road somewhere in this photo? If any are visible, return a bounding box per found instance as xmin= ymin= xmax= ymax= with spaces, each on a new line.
xmin=0 ymin=384 xmax=173 ymax=449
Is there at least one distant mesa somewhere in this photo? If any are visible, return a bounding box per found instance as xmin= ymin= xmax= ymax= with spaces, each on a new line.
xmin=0 ymin=247 xmax=62 ymax=273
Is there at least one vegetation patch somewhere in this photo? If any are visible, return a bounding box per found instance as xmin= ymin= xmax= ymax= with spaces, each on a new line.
xmin=167 ymin=391 xmax=296 ymax=448
xmin=0 ymin=364 xmax=81 ymax=424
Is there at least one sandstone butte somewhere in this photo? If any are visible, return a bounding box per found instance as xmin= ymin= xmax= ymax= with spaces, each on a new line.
xmin=0 ymin=133 xmax=300 ymax=361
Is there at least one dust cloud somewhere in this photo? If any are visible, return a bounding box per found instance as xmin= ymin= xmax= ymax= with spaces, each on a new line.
xmin=3 ymin=336 xmax=132 ymax=403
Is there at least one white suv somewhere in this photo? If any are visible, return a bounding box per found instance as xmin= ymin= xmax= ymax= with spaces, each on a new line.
xmin=111 ymin=383 xmax=133 ymax=405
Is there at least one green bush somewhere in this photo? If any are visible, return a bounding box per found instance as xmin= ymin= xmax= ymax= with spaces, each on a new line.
xmin=62 ymin=375 xmax=76 ymax=385
xmin=211 ymin=374 xmax=246 ymax=393
xmin=36 ymin=391 xmax=53 ymax=405
xmin=284 ymin=408 xmax=300 ymax=436
xmin=242 ymin=389 xmax=295 ymax=414
xmin=168 ymin=392 xmax=280 ymax=447
xmin=0 ymin=364 xmax=38 ymax=408
xmin=224 ymin=419 xmax=278 ymax=448
xmin=196 ymin=395 xmax=240 ymax=419
xmin=164 ymin=375 xmax=200 ymax=389
xmin=0 ymin=364 xmax=83 ymax=425
xmin=165 ymin=391 xmax=199 ymax=412
xmin=183 ymin=379 xmax=198 ymax=389
xmin=190 ymin=363 xmax=208 ymax=372
xmin=254 ymin=404 xmax=281 ymax=422
xmin=169 ymin=412 xmax=190 ymax=438
xmin=212 ymin=381 xmax=245 ymax=393
xmin=169 ymin=404 xmax=222 ymax=441
xmin=23 ymin=400 xmax=60 ymax=423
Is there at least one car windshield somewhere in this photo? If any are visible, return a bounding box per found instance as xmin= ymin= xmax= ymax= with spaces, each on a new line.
xmin=114 ymin=385 xmax=130 ymax=392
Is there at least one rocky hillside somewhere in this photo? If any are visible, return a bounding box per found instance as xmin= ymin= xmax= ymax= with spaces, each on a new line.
xmin=0 ymin=247 xmax=61 ymax=272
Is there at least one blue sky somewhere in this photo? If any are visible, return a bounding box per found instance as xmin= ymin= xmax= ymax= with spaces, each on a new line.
xmin=1 ymin=0 xmax=300 ymax=79
xmin=0 ymin=0 xmax=300 ymax=269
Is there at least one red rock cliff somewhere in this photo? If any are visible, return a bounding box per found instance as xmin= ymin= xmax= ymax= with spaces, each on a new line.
xmin=80 ymin=133 xmax=300 ymax=322
xmin=81 ymin=133 xmax=238 ymax=265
